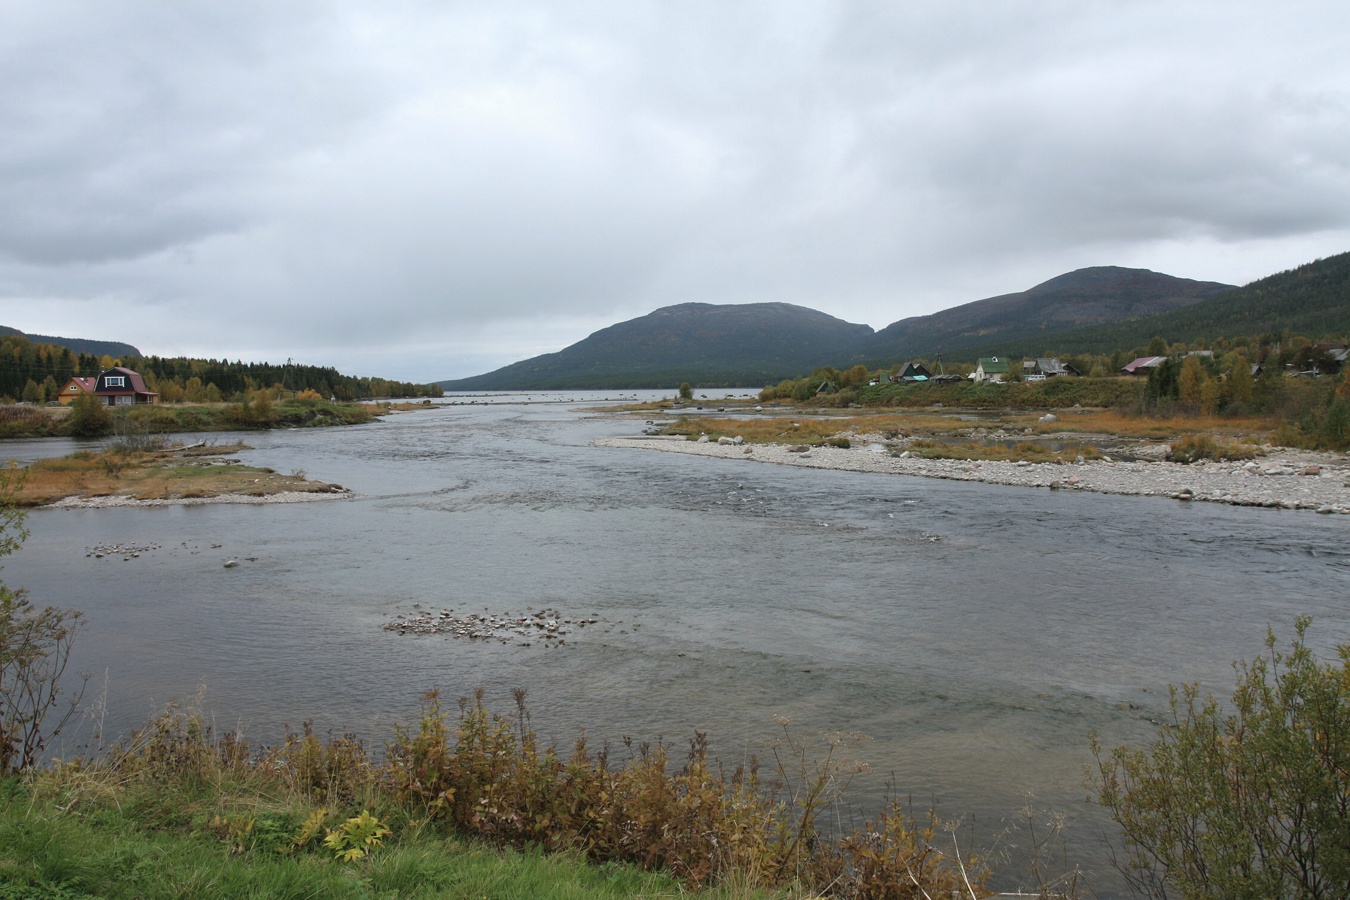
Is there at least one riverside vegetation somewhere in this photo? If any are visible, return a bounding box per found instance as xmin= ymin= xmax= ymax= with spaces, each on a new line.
xmin=0 ymin=334 xmax=442 ymax=407
xmin=640 ymin=360 xmax=1350 ymax=465
xmin=755 ymin=362 xmax=1350 ymax=453
xmin=652 ymin=407 xmax=1272 ymax=467
xmin=0 ymin=390 xmax=394 ymax=440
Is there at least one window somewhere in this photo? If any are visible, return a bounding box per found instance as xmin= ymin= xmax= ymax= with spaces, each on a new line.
xmin=105 ymin=376 xmax=125 ymax=388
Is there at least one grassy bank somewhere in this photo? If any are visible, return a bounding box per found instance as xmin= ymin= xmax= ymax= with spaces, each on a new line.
xmin=0 ymin=692 xmax=1044 ymax=899
xmin=0 ymin=782 xmax=783 ymax=899
xmin=0 ymin=398 xmax=386 ymax=440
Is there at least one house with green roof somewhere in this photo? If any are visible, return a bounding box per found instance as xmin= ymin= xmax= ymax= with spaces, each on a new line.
xmin=971 ymin=357 xmax=1010 ymax=384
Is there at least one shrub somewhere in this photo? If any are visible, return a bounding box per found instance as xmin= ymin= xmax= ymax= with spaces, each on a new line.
xmin=109 ymin=410 xmax=166 ymax=453
xmin=65 ymin=392 xmax=113 ymax=437
xmin=1092 ymin=617 xmax=1350 ymax=899
xmin=0 ymin=465 xmax=87 ymax=773
xmin=1166 ymin=434 xmax=1260 ymax=463
xmin=382 ymin=689 xmax=995 ymax=894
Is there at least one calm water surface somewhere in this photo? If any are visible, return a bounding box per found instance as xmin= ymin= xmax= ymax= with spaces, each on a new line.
xmin=7 ymin=398 xmax=1349 ymax=895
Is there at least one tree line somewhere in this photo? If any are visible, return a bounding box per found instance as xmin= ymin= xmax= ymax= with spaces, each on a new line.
xmin=0 ymin=335 xmax=442 ymax=403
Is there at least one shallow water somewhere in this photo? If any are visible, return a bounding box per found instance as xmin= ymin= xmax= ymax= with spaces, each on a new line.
xmin=7 ymin=399 xmax=1349 ymax=895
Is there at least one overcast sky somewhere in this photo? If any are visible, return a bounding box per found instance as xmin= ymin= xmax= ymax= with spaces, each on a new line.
xmin=2 ymin=2 xmax=1348 ymax=382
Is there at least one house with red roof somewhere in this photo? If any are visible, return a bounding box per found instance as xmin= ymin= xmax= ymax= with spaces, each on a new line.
xmin=1121 ymin=356 xmax=1167 ymax=375
xmin=93 ymin=367 xmax=158 ymax=405
xmin=57 ymin=376 xmax=99 ymax=405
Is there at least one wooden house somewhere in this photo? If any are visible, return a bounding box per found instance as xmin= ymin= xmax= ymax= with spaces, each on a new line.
xmin=57 ymin=376 xmax=98 ymax=405
xmin=92 ymin=367 xmax=158 ymax=406
xmin=891 ymin=361 xmax=933 ymax=382
xmin=1021 ymin=357 xmax=1081 ymax=378
xmin=971 ymin=357 xmax=1010 ymax=383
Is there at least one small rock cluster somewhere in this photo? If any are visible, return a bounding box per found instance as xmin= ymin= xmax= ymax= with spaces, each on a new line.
xmin=87 ymin=542 xmax=159 ymax=560
xmin=384 ymin=607 xmax=602 ymax=647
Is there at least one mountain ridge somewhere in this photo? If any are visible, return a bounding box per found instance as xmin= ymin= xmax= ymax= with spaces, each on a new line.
xmin=438 ymin=302 xmax=874 ymax=390
xmin=978 ymin=251 xmax=1350 ymax=358
xmin=438 ymin=264 xmax=1255 ymax=389
xmin=860 ymin=266 xmax=1234 ymax=363
xmin=0 ymin=326 xmax=142 ymax=360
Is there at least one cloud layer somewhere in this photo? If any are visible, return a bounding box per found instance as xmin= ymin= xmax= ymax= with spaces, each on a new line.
xmin=2 ymin=1 xmax=1348 ymax=380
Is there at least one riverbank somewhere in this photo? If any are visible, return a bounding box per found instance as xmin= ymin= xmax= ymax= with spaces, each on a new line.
xmin=596 ymin=435 xmax=1350 ymax=513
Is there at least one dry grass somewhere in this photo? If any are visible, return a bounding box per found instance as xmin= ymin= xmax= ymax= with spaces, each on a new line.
xmin=908 ymin=440 xmax=1104 ymax=464
xmin=660 ymin=413 xmax=993 ymax=444
xmin=656 ymin=408 xmax=1280 ymax=449
xmin=1043 ymin=410 xmax=1278 ymax=442
xmin=16 ymin=444 xmax=343 ymax=506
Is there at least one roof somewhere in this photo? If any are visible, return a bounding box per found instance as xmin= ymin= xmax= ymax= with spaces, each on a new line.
xmin=64 ymin=376 xmax=97 ymax=392
xmin=1122 ymin=356 xmax=1167 ymax=374
xmin=976 ymin=357 xmax=1009 ymax=374
xmin=98 ymin=366 xmax=157 ymax=396
xmin=896 ymin=361 xmax=932 ymax=377
xmin=1028 ymin=357 xmax=1076 ymax=376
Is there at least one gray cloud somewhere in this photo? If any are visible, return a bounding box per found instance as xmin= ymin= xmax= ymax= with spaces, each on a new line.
xmin=2 ymin=1 xmax=1348 ymax=381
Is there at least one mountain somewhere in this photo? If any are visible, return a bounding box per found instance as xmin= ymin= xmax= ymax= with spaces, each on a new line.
xmin=990 ymin=251 xmax=1350 ymax=356
xmin=437 ymin=302 xmax=873 ymax=390
xmin=438 ymin=257 xmax=1347 ymax=389
xmin=0 ymin=326 xmax=142 ymax=359
xmin=860 ymin=266 xmax=1234 ymax=363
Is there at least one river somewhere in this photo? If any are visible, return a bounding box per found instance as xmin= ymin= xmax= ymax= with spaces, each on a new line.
xmin=6 ymin=396 xmax=1349 ymax=895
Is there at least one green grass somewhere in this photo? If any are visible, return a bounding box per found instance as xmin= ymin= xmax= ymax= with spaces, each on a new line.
xmin=0 ymin=784 xmax=794 ymax=900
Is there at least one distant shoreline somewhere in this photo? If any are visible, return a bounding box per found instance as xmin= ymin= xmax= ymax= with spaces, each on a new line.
xmin=596 ymin=435 xmax=1350 ymax=514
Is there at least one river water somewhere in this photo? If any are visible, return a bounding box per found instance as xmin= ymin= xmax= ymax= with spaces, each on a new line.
xmin=6 ymin=397 xmax=1349 ymax=895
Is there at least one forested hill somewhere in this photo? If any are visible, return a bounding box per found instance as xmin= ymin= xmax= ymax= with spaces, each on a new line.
xmin=985 ymin=252 xmax=1350 ymax=357
xmin=0 ymin=333 xmax=441 ymax=402
xmin=437 ymin=253 xmax=1348 ymax=391
xmin=436 ymin=267 xmax=1235 ymax=389
xmin=860 ymin=267 xmax=1233 ymax=364
xmin=0 ymin=326 xmax=140 ymax=359
xmin=437 ymin=302 xmax=875 ymax=390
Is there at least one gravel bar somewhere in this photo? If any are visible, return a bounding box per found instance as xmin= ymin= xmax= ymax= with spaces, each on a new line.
xmin=44 ymin=490 xmax=353 ymax=509
xmin=596 ymin=435 xmax=1350 ymax=514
